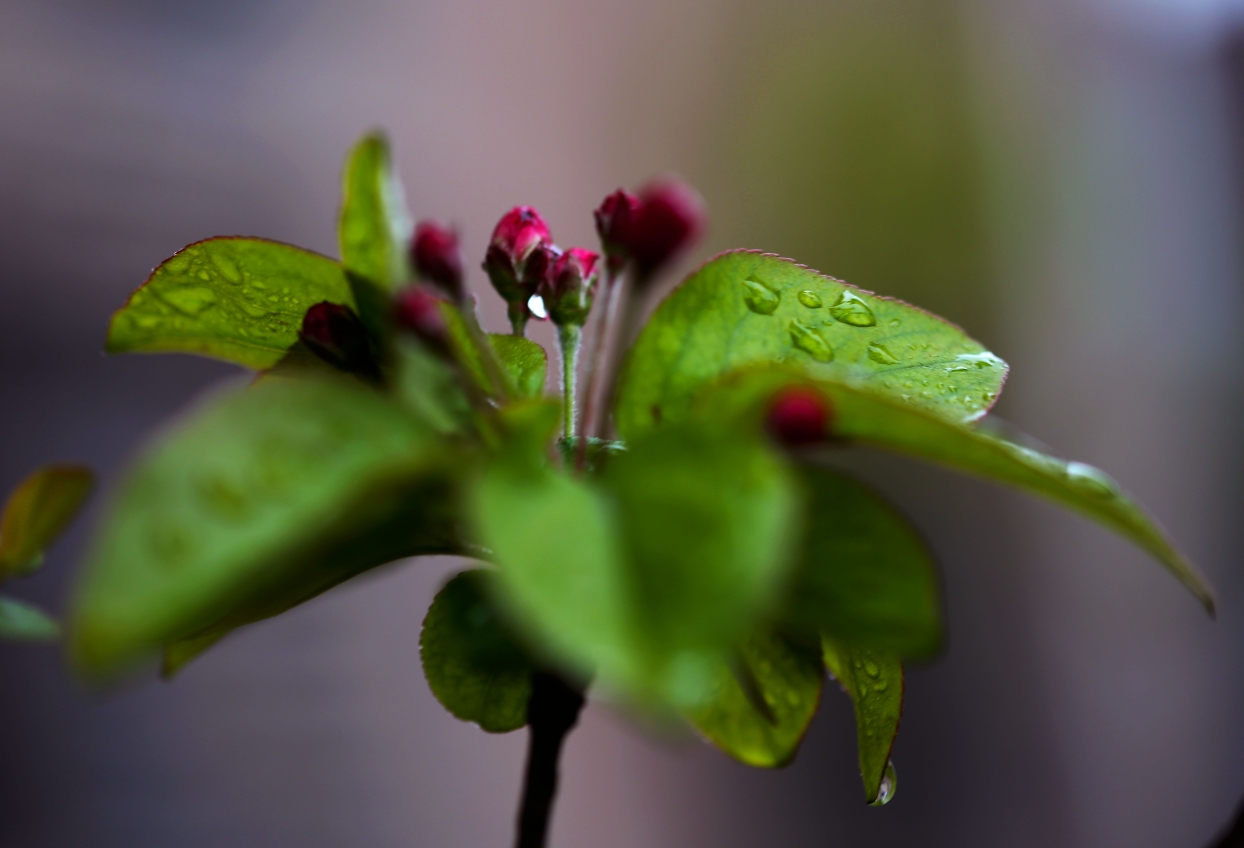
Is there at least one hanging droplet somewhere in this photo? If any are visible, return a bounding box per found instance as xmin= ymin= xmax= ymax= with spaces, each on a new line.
xmin=743 ymin=279 xmax=780 ymax=315
xmin=867 ymin=342 xmax=899 ymax=366
xmin=1064 ymin=461 xmax=1119 ymax=498
xmin=527 ymin=294 xmax=548 ymax=319
xmin=789 ymin=320 xmax=833 ymax=362
xmin=829 ymin=290 xmax=876 ymax=327
xmin=869 ymin=762 xmax=897 ymax=806
xmin=797 ymin=289 xmax=823 ymax=308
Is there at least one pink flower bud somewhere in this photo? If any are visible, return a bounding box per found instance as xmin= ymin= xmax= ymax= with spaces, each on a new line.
xmin=593 ymin=189 xmax=641 ymax=271
xmin=490 ymin=206 xmax=552 ymax=272
xmin=393 ymin=285 xmax=451 ymax=354
xmin=629 ymin=177 xmax=705 ymax=280
xmin=299 ymin=302 xmax=380 ymax=380
xmin=411 ymin=220 xmax=463 ymax=302
xmin=765 ymin=387 xmax=833 ymax=447
xmin=541 ymin=247 xmax=600 ymax=327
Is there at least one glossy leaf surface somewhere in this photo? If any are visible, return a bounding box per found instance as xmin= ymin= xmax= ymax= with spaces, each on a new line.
xmin=684 ymin=627 xmax=823 ymax=767
xmin=339 ymin=133 xmax=411 ymax=291
xmin=421 ymin=569 xmax=534 ymax=733
xmin=107 ymin=238 xmax=354 ymax=369
xmin=71 ymin=376 xmax=441 ymax=678
xmin=616 ymin=251 xmax=1007 ymax=438
xmin=823 ymin=638 xmax=903 ymax=803
xmin=785 ymin=466 xmax=941 ymax=660
xmin=0 ymin=465 xmax=94 ymax=580
xmin=0 ymin=595 xmax=59 ymax=642
xmin=472 ymin=406 xmax=798 ymax=705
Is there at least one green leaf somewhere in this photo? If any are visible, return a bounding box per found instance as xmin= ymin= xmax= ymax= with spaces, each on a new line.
xmin=695 ymin=367 xmax=1213 ymax=614
xmin=489 ymin=334 xmax=547 ymax=399
xmin=339 ymin=133 xmax=411 ymax=291
xmin=70 ymin=375 xmax=446 ymax=679
xmin=471 ymin=410 xmax=798 ymax=705
xmin=822 ymin=638 xmax=902 ymax=804
xmin=107 ymin=238 xmax=355 ymax=369
xmin=616 ymin=251 xmax=1007 ymax=438
xmin=0 ymin=595 xmax=60 ymax=642
xmin=420 ymin=569 xmax=535 ymax=733
xmin=0 ymin=465 xmax=94 ymax=581
xmin=684 ymin=626 xmax=823 ymax=767
xmin=784 ymin=466 xmax=941 ymax=660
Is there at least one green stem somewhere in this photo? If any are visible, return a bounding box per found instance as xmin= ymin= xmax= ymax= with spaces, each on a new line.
xmin=509 ymin=300 xmax=530 ymax=337
xmin=557 ymin=324 xmax=581 ymax=440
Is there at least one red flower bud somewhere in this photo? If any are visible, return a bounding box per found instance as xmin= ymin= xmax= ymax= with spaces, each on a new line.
xmin=630 ymin=177 xmax=705 ymax=280
xmin=300 ymin=302 xmax=381 ymax=380
xmin=490 ymin=206 xmax=552 ymax=273
xmin=394 ymin=285 xmax=451 ymax=354
xmin=483 ymin=207 xmax=557 ymax=334
xmin=411 ymin=220 xmax=463 ymax=302
xmin=765 ymin=387 xmax=833 ymax=447
xmin=541 ymin=247 xmax=600 ymax=327
xmin=593 ymin=189 xmax=641 ymax=271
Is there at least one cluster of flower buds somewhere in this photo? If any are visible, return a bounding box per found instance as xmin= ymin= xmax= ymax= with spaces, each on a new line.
xmin=765 ymin=387 xmax=834 ymax=447
xmin=594 ymin=177 xmax=705 ymax=282
xmin=410 ymin=220 xmax=464 ymax=303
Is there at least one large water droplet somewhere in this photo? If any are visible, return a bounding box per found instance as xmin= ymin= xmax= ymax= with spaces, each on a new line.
xmin=829 ymin=290 xmax=876 ymax=327
xmin=945 ymin=351 xmax=1004 ymax=373
xmin=862 ymin=657 xmax=880 ymax=677
xmin=743 ymin=279 xmax=780 ymax=315
xmin=1064 ymin=461 xmax=1119 ymax=498
xmin=164 ymin=286 xmax=217 ymax=316
xmin=797 ymin=289 xmax=823 ymax=308
xmin=789 ymin=320 xmax=833 ymax=362
xmin=527 ymin=294 xmax=548 ymax=319
xmin=870 ymin=762 xmax=897 ymax=806
xmin=867 ymin=342 xmax=899 ymax=365
xmin=211 ymin=253 xmax=243 ymax=284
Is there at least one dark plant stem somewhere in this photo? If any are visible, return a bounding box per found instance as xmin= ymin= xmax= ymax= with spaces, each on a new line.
xmin=515 ymin=672 xmax=585 ymax=848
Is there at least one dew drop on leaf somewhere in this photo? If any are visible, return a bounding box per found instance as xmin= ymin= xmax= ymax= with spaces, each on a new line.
xmin=788 ymin=320 xmax=833 ymax=362
xmin=867 ymin=342 xmax=899 ymax=366
xmin=829 ymin=291 xmax=876 ymax=327
xmin=743 ymin=279 xmax=780 ymax=315
xmin=1064 ymin=461 xmax=1119 ymax=499
xmin=945 ymin=352 xmax=1003 ymax=373
xmin=870 ymin=762 xmax=897 ymax=806
xmin=165 ymin=287 xmax=218 ymax=316
xmin=888 ymin=318 xmax=902 ymax=327
xmin=797 ymin=289 xmax=823 ymax=308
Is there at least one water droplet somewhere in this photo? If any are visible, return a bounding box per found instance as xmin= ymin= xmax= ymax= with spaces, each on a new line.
xmin=867 ymin=342 xmax=899 ymax=366
xmin=863 ymin=658 xmax=880 ymax=677
xmin=527 ymin=294 xmax=548 ymax=319
xmin=788 ymin=320 xmax=833 ymax=362
xmin=210 ymin=253 xmax=242 ymax=284
xmin=829 ymin=290 xmax=876 ymax=327
xmin=870 ymin=762 xmax=897 ymax=806
xmin=1064 ymin=461 xmax=1119 ymax=498
xmin=873 ymin=679 xmax=889 ymax=691
xmin=888 ymin=318 xmax=901 ymax=327
xmin=797 ymin=289 xmax=823 ymax=308
xmin=743 ymin=279 xmax=780 ymax=315
xmin=945 ymin=351 xmax=1004 ymax=373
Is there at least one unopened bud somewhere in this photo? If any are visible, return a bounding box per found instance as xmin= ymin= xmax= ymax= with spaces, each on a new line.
xmin=411 ymin=220 xmax=463 ymax=302
xmin=299 ymin=302 xmax=379 ymax=378
xmin=765 ymin=387 xmax=833 ymax=447
xmin=483 ymin=207 xmax=556 ymax=334
xmin=630 ymin=178 xmax=705 ymax=281
xmin=394 ymin=286 xmax=451 ymax=355
xmin=593 ymin=189 xmax=641 ymax=272
xmin=541 ymin=247 xmax=600 ymax=327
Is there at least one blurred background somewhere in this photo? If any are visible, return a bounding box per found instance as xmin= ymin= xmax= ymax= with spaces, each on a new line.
xmin=2 ymin=0 xmax=1244 ymax=845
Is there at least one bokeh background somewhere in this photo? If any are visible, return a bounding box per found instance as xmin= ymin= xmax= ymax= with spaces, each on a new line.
xmin=3 ymin=0 xmax=1244 ymax=845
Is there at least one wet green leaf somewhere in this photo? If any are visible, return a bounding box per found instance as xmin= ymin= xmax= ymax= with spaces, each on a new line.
xmin=616 ymin=251 xmax=1007 ymax=438
xmin=0 ymin=595 xmax=59 ymax=642
xmin=489 ymin=334 xmax=547 ymax=399
xmin=339 ymin=133 xmax=411 ymax=291
xmin=420 ymin=569 xmax=535 ymax=733
xmin=0 ymin=465 xmax=94 ymax=581
xmin=684 ymin=626 xmax=823 ymax=767
xmin=471 ymin=411 xmax=798 ymax=705
xmin=107 ymin=238 xmax=355 ymax=369
xmin=785 ymin=466 xmax=941 ymax=660
xmin=822 ymin=638 xmax=902 ymax=803
xmin=70 ymin=376 xmax=446 ymax=679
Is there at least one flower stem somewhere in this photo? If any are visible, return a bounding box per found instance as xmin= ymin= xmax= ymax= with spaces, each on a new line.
xmin=557 ymin=324 xmax=581 ymax=441
xmin=577 ymin=266 xmax=626 ymax=468
xmin=514 ymin=672 xmax=584 ymax=848
xmin=509 ymin=301 xmax=529 ymax=337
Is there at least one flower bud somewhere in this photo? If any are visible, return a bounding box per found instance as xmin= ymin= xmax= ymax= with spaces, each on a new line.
xmin=411 ymin=220 xmax=463 ymax=302
xmin=593 ymin=189 xmax=641 ymax=272
xmin=483 ymin=207 xmax=557 ymax=334
xmin=629 ymin=177 xmax=705 ymax=280
xmin=541 ymin=247 xmax=600 ymax=327
xmin=765 ymin=387 xmax=833 ymax=447
xmin=299 ymin=301 xmax=379 ymax=378
xmin=394 ymin=285 xmax=451 ymax=355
